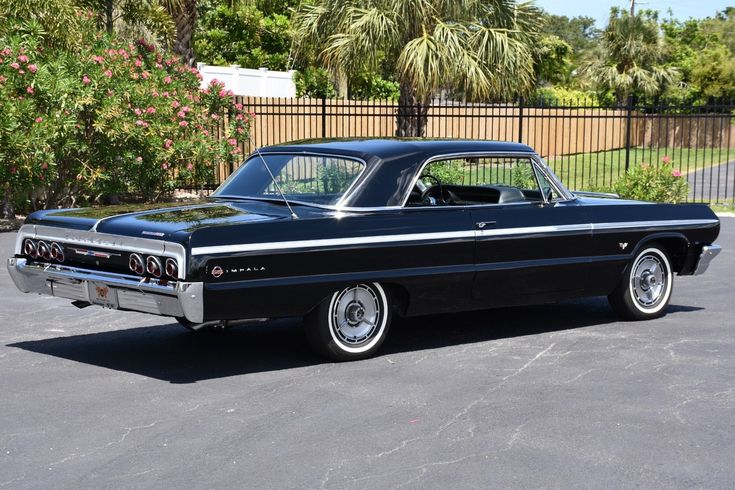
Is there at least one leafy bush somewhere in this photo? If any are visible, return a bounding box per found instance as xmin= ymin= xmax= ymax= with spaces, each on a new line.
xmin=195 ymin=2 xmax=292 ymax=70
xmin=613 ymin=156 xmax=689 ymax=203
xmin=293 ymin=67 xmax=337 ymax=98
xmin=350 ymin=72 xmax=400 ymax=100
xmin=0 ymin=15 xmax=251 ymax=215
xmin=426 ymin=160 xmax=465 ymax=185
xmin=531 ymin=86 xmax=600 ymax=105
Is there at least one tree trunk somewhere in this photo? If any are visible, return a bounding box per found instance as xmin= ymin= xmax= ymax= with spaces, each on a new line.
xmin=396 ymin=84 xmax=429 ymax=137
xmin=104 ymin=0 xmax=113 ymax=34
xmin=169 ymin=0 xmax=198 ymax=66
xmin=1 ymin=187 xmax=15 ymax=220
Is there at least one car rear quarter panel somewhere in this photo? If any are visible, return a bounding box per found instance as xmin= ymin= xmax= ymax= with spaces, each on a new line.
xmin=190 ymin=208 xmax=476 ymax=321
xmin=582 ymin=200 xmax=720 ymax=293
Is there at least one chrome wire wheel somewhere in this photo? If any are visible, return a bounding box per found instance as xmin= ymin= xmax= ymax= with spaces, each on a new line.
xmin=630 ymin=254 xmax=667 ymax=309
xmin=329 ymin=284 xmax=385 ymax=351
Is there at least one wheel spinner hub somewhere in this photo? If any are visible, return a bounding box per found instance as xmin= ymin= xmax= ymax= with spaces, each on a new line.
xmin=345 ymin=302 xmax=365 ymax=325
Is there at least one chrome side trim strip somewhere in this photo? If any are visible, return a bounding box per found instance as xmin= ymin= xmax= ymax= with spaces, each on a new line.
xmin=591 ymin=219 xmax=719 ymax=232
xmin=477 ymin=223 xmax=590 ymax=238
xmin=191 ymin=218 xmax=718 ymax=255
xmin=193 ymin=230 xmax=476 ymax=255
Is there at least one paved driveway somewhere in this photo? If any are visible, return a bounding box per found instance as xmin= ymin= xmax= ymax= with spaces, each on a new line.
xmin=687 ymin=160 xmax=735 ymax=202
xmin=1 ymin=221 xmax=733 ymax=489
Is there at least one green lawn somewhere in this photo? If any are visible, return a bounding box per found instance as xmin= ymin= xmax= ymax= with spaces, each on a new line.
xmin=546 ymin=147 xmax=734 ymax=191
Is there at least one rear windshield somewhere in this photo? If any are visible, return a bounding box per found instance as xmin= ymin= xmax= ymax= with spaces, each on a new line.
xmin=214 ymin=153 xmax=365 ymax=206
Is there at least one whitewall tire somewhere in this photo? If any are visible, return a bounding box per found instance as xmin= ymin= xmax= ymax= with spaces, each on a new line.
xmin=305 ymin=282 xmax=392 ymax=361
xmin=608 ymin=244 xmax=674 ymax=320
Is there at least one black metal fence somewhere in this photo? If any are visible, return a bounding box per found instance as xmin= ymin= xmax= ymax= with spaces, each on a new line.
xmin=203 ymin=96 xmax=735 ymax=204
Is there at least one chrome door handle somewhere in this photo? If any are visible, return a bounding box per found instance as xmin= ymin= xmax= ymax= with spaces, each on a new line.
xmin=475 ymin=221 xmax=496 ymax=229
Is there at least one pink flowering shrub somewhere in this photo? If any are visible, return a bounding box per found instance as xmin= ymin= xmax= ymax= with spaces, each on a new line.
xmin=1 ymin=16 xmax=251 ymax=213
xmin=614 ymin=156 xmax=689 ymax=203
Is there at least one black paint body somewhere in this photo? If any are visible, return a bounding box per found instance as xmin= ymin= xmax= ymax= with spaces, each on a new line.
xmin=23 ymin=140 xmax=721 ymax=322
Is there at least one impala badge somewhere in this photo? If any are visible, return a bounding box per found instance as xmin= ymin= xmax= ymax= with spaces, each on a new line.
xmin=619 ymin=242 xmax=628 ymax=250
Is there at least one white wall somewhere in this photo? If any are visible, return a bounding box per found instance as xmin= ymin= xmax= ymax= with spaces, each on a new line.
xmin=197 ymin=64 xmax=296 ymax=98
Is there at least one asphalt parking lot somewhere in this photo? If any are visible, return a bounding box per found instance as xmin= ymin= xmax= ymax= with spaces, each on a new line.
xmin=0 ymin=221 xmax=733 ymax=489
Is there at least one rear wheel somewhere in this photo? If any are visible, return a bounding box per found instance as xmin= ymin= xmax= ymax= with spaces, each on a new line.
xmin=608 ymin=244 xmax=673 ymax=320
xmin=305 ymin=282 xmax=391 ymax=361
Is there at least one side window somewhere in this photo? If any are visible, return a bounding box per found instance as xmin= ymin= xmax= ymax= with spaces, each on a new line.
xmin=407 ymin=156 xmax=559 ymax=207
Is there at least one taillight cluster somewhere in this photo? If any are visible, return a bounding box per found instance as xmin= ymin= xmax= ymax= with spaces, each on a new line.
xmin=23 ymin=239 xmax=65 ymax=263
xmin=129 ymin=253 xmax=178 ymax=279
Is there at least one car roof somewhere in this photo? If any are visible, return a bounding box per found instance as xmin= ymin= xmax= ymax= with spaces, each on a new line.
xmin=258 ymin=138 xmax=534 ymax=162
xmin=253 ymin=138 xmax=538 ymax=208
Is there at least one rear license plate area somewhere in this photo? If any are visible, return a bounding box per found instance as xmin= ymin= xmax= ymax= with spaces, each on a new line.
xmin=87 ymin=282 xmax=119 ymax=309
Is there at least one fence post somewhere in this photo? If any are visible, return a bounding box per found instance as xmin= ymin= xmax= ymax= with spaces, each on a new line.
xmin=321 ymin=97 xmax=327 ymax=138
xmin=624 ymin=94 xmax=633 ymax=171
xmin=517 ymin=96 xmax=524 ymax=144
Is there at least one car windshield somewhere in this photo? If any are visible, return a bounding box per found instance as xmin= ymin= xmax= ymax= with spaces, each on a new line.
xmin=214 ymin=153 xmax=365 ymax=206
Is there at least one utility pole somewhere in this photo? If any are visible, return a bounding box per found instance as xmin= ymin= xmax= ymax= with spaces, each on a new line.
xmin=630 ymin=0 xmax=635 ymax=16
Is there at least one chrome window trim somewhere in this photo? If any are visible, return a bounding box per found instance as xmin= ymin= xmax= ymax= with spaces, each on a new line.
xmin=214 ymin=151 xmax=369 ymax=209
xmin=15 ymin=224 xmax=187 ymax=280
xmin=530 ymin=154 xmax=576 ymax=201
xmin=399 ymin=151 xmax=575 ymax=209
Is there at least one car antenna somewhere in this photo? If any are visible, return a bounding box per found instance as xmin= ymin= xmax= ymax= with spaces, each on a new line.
xmin=252 ymin=144 xmax=299 ymax=220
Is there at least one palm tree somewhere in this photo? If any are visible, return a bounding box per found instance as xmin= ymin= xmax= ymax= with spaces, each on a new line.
xmin=75 ymin=1 xmax=183 ymax=54
xmin=86 ymin=0 xmax=197 ymax=66
xmin=294 ymin=0 xmax=542 ymax=136
xmin=581 ymin=7 xmax=677 ymax=104
xmin=167 ymin=0 xmax=197 ymax=66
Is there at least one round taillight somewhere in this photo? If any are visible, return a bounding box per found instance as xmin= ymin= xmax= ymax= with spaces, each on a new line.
xmin=165 ymin=258 xmax=178 ymax=279
xmin=129 ymin=253 xmax=144 ymax=275
xmin=37 ymin=241 xmax=51 ymax=260
xmin=23 ymin=239 xmax=38 ymax=258
xmin=50 ymin=242 xmax=65 ymax=262
xmin=146 ymin=256 xmax=162 ymax=278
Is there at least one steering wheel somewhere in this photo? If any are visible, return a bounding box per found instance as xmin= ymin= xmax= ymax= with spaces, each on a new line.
xmin=419 ymin=173 xmax=444 ymax=205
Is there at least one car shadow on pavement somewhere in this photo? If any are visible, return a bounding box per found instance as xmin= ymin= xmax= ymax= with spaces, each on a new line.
xmin=9 ymin=298 xmax=702 ymax=384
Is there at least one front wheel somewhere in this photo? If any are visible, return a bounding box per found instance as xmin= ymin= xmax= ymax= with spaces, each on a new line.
xmin=608 ymin=244 xmax=674 ymax=320
xmin=305 ymin=282 xmax=392 ymax=361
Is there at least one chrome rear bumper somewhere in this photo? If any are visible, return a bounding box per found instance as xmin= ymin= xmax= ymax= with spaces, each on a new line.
xmin=6 ymin=258 xmax=204 ymax=322
xmin=693 ymin=244 xmax=722 ymax=276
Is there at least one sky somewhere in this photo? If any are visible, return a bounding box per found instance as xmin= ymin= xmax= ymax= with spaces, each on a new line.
xmin=535 ymin=0 xmax=733 ymax=26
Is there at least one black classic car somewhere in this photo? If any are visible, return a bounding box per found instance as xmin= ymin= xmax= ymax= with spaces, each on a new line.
xmin=7 ymin=139 xmax=722 ymax=360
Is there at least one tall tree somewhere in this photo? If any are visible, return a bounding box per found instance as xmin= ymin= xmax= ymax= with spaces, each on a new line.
xmin=75 ymin=0 xmax=181 ymax=48
xmin=581 ymin=7 xmax=677 ymax=104
xmin=294 ymin=0 xmax=542 ymax=136
xmin=542 ymin=13 xmax=598 ymax=55
xmin=168 ymin=0 xmax=198 ymax=65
